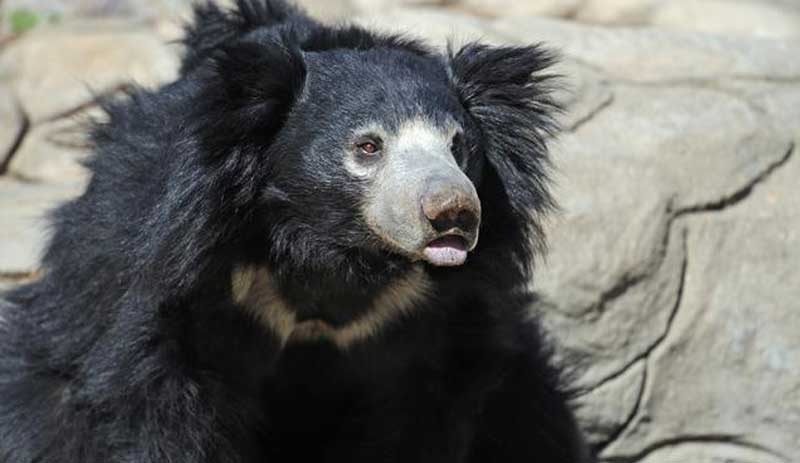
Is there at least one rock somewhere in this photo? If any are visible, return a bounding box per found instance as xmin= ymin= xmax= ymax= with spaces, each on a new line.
xmin=534 ymin=147 xmax=672 ymax=319
xmin=0 ymin=20 xmax=179 ymax=123
xmin=0 ymin=178 xmax=84 ymax=275
xmin=355 ymin=8 xmax=510 ymax=48
xmin=573 ymin=0 xmax=800 ymax=39
xmin=722 ymin=82 xmax=800 ymax=140
xmin=489 ymin=16 xmax=800 ymax=82
xmin=454 ymin=0 xmax=582 ymax=18
xmin=573 ymin=0 xmax=657 ymax=24
xmin=571 ymin=85 xmax=792 ymax=211
xmin=298 ymin=0 xmax=358 ymax=21
xmin=571 ymin=360 xmax=645 ymax=446
xmin=190 ymin=0 xmax=354 ymax=23
xmin=1 ymin=0 xmax=191 ymax=22
xmin=6 ymin=105 xmax=100 ymax=184
xmin=533 ymin=83 xmax=792 ymax=388
xmin=651 ymin=0 xmax=800 ymax=39
xmin=601 ymin=150 xmax=800 ymax=462
xmin=363 ymin=6 xmax=800 ymax=81
xmin=350 ymin=0 xmax=447 ymax=14
xmin=636 ymin=442 xmax=786 ymax=463
xmin=0 ymin=86 xmax=26 ymax=172
xmin=551 ymin=61 xmax=613 ymax=132
xmin=7 ymin=120 xmax=92 ymax=184
xmin=572 ymin=0 xmax=800 ymax=39
xmin=154 ymin=0 xmax=356 ymax=41
xmin=537 ymin=195 xmax=684 ymax=390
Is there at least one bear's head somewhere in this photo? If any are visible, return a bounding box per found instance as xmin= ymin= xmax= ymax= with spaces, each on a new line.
xmin=213 ymin=40 xmax=485 ymax=268
xmin=137 ymin=0 xmax=560 ymax=342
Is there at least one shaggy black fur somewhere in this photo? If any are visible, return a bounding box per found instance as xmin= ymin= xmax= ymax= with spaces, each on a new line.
xmin=0 ymin=1 xmax=592 ymax=461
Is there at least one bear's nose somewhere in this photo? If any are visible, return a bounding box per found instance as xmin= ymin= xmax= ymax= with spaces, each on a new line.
xmin=421 ymin=177 xmax=480 ymax=235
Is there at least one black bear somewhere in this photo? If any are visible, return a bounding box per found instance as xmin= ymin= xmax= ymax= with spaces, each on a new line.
xmin=0 ymin=1 xmax=591 ymax=461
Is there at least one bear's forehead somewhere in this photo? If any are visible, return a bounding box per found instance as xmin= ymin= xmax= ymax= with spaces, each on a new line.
xmin=301 ymin=49 xmax=464 ymax=130
xmin=306 ymin=47 xmax=445 ymax=77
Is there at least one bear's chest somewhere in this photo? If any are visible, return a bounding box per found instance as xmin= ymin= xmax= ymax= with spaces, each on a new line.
xmin=257 ymin=340 xmax=481 ymax=462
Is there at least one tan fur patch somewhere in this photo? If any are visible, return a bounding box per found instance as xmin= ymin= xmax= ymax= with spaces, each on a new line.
xmin=231 ymin=265 xmax=431 ymax=349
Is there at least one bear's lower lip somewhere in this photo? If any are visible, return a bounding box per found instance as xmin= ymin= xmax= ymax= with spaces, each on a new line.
xmin=423 ymin=235 xmax=468 ymax=267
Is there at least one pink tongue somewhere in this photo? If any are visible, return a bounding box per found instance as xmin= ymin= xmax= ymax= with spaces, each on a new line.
xmin=423 ymin=236 xmax=468 ymax=267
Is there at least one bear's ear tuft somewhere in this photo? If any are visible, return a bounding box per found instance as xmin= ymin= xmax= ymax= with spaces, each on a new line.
xmin=448 ymin=43 xmax=561 ymax=225
xmin=181 ymin=0 xmax=313 ymax=73
xmin=195 ymin=32 xmax=307 ymax=153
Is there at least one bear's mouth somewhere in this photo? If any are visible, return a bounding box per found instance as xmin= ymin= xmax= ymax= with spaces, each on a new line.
xmin=422 ymin=235 xmax=469 ymax=267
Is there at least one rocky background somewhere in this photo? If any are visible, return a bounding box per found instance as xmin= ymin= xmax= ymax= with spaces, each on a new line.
xmin=1 ymin=0 xmax=798 ymax=461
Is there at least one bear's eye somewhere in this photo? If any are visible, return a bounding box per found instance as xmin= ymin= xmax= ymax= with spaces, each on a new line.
xmin=451 ymin=132 xmax=464 ymax=158
xmin=356 ymin=139 xmax=382 ymax=156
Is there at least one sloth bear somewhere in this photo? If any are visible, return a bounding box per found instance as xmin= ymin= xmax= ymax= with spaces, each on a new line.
xmin=0 ymin=1 xmax=591 ymax=462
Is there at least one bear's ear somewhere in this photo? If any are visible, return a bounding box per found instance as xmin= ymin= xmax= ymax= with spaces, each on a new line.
xmin=195 ymin=32 xmax=307 ymax=154
xmin=181 ymin=0 xmax=313 ymax=73
xmin=448 ymin=43 xmax=561 ymax=223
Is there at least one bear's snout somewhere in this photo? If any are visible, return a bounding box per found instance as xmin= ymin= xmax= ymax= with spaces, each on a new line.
xmin=421 ymin=177 xmax=480 ymax=238
xmin=419 ymin=175 xmax=481 ymax=267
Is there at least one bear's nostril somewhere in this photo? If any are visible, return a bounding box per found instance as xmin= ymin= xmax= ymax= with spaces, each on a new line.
xmin=427 ymin=205 xmax=479 ymax=234
xmin=456 ymin=209 xmax=479 ymax=231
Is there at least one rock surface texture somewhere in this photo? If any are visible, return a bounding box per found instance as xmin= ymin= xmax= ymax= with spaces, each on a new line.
xmin=1 ymin=1 xmax=798 ymax=462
